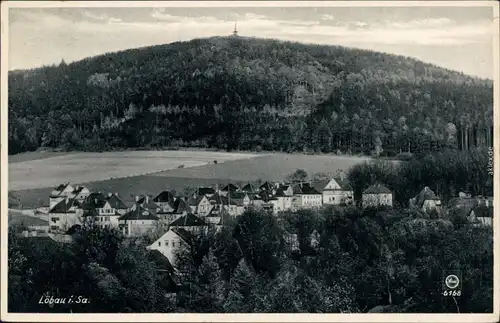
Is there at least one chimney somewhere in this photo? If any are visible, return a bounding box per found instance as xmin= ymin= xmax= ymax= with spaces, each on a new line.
xmin=94 ymin=198 xmax=98 ymax=205
xmin=146 ymin=196 xmax=149 ymax=204
xmin=135 ymin=195 xmax=139 ymax=202
xmin=115 ymin=192 xmax=118 ymax=197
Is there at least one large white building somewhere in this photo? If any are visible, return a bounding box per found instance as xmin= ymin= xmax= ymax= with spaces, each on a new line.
xmin=312 ymin=177 xmax=354 ymax=206
xmin=291 ymin=183 xmax=323 ymax=210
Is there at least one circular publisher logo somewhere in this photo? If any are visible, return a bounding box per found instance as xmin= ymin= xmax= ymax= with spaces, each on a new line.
xmin=445 ymin=274 xmax=460 ymax=289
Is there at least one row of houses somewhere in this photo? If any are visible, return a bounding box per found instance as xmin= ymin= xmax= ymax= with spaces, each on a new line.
xmin=47 ymin=179 xmax=462 ymax=235
xmin=19 ymin=179 xmax=492 ymax=286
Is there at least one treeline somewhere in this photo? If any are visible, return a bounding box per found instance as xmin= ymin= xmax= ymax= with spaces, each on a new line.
xmin=8 ymin=206 xmax=493 ymax=313
xmin=8 ymin=36 xmax=493 ymax=155
xmin=346 ymin=148 xmax=494 ymax=205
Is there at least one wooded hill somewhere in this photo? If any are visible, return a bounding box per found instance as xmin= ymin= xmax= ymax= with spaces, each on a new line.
xmin=8 ymin=36 xmax=493 ymax=155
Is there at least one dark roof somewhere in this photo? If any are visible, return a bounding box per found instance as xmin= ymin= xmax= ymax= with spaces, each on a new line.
xmin=172 ymin=198 xmax=190 ymax=214
xmin=311 ymin=180 xmax=330 ymax=192
xmin=333 ymin=177 xmax=353 ymax=191
xmin=153 ymin=190 xmax=175 ymax=203
xmin=118 ymin=207 xmax=159 ymax=221
xmin=260 ymin=181 xmax=274 ymax=191
xmin=72 ymin=186 xmax=83 ymax=195
xmin=229 ymin=191 xmax=247 ymax=199
xmin=274 ymin=188 xmax=286 ymax=197
xmin=49 ymin=198 xmax=79 ymax=214
xmin=413 ymin=187 xmax=439 ymax=208
xmin=297 ymin=183 xmax=321 ymax=195
xmin=187 ymin=195 xmax=206 ymax=206
xmin=194 ymin=187 xmax=216 ymax=196
xmin=363 ymin=183 xmax=392 ymax=194
xmin=170 ymin=213 xmax=206 ymax=227
xmin=171 ymin=227 xmax=194 ymax=244
xmin=107 ymin=194 xmax=128 ymax=209
xmin=292 ymin=184 xmax=303 ymax=194
xmin=222 ymin=183 xmax=240 ymax=192
xmin=471 ymin=205 xmax=493 ymax=218
xmin=81 ymin=192 xmax=107 ymax=209
xmin=82 ymin=208 xmax=99 ymax=218
xmin=148 ymin=250 xmax=175 ymax=272
xmin=241 ymin=183 xmax=257 ymax=193
xmin=54 ymin=183 xmax=69 ymax=191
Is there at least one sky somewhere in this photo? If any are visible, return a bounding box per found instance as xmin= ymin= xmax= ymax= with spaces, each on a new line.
xmin=8 ymin=5 xmax=496 ymax=79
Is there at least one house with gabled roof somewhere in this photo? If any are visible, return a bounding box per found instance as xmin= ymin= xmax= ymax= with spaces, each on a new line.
xmin=82 ymin=193 xmax=129 ymax=229
xmin=291 ymin=183 xmax=322 ymax=211
xmin=169 ymin=213 xmax=208 ymax=234
xmin=409 ymin=187 xmax=442 ymax=213
xmin=133 ymin=195 xmax=161 ymax=215
xmin=312 ymin=177 xmax=354 ymax=206
xmin=273 ymin=187 xmax=293 ymax=212
xmin=147 ymin=228 xmax=193 ymax=267
xmin=156 ymin=198 xmax=190 ymax=229
xmin=48 ymin=198 xmax=83 ymax=233
xmin=49 ymin=183 xmax=76 ymax=208
xmin=118 ymin=207 xmax=159 ymax=237
xmin=153 ymin=190 xmax=176 ymax=210
xmin=204 ymin=206 xmax=232 ymax=230
xmin=207 ymin=192 xmax=239 ymax=216
xmin=362 ymin=183 xmax=393 ymax=208
xmin=187 ymin=195 xmax=212 ymax=217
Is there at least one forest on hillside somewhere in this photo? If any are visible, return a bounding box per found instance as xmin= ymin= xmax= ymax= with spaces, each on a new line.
xmin=8 ymin=36 xmax=493 ymax=155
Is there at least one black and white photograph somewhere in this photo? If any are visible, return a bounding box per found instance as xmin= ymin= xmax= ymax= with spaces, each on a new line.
xmin=1 ymin=1 xmax=498 ymax=321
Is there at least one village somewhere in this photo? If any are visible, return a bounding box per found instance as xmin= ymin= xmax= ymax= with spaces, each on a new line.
xmin=10 ymin=172 xmax=493 ymax=269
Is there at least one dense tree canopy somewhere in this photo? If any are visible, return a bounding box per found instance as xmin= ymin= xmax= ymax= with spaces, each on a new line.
xmin=8 ymin=36 xmax=493 ymax=155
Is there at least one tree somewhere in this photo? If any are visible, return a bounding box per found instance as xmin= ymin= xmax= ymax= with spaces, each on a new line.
xmin=287 ymin=169 xmax=308 ymax=183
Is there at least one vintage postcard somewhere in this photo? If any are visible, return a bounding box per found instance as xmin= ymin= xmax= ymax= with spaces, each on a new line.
xmin=1 ymin=1 xmax=498 ymax=322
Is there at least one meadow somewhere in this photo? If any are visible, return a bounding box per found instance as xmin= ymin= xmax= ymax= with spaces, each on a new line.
xmin=8 ymin=150 xmax=259 ymax=191
xmin=9 ymin=151 xmax=372 ymax=208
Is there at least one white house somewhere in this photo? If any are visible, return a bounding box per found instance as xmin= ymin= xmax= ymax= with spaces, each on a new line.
xmin=312 ymin=177 xmax=354 ymax=206
xmin=147 ymin=228 xmax=193 ymax=266
xmin=187 ymin=195 xmax=212 ymax=217
xmin=81 ymin=192 xmax=129 ymax=229
xmin=118 ymin=207 xmax=159 ymax=237
xmin=48 ymin=198 xmax=83 ymax=233
xmin=409 ymin=187 xmax=442 ymax=213
xmin=362 ymin=183 xmax=393 ymax=208
xmin=291 ymin=183 xmax=323 ymax=210
xmin=49 ymin=183 xmax=75 ymax=209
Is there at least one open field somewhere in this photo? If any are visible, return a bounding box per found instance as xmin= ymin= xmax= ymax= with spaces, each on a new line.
xmin=152 ymin=153 xmax=373 ymax=182
xmin=9 ymin=152 xmax=374 ymax=209
xmin=8 ymin=150 xmax=260 ymax=191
